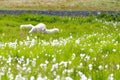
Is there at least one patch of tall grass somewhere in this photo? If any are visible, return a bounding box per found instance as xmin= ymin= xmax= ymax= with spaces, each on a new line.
xmin=0 ymin=13 xmax=119 ymax=80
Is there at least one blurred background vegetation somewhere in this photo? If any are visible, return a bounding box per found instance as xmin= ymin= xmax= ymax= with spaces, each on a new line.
xmin=0 ymin=0 xmax=120 ymax=10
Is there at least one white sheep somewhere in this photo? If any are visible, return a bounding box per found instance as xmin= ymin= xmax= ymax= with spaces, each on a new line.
xmin=29 ymin=23 xmax=59 ymax=34
xmin=29 ymin=23 xmax=46 ymax=33
xmin=20 ymin=24 xmax=34 ymax=29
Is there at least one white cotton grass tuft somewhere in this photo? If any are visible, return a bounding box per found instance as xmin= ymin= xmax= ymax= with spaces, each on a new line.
xmin=116 ymin=64 xmax=120 ymax=70
xmin=107 ymin=73 xmax=114 ymax=80
xmin=37 ymin=74 xmax=47 ymax=80
xmin=30 ymin=76 xmax=35 ymax=80
xmin=88 ymin=64 xmax=93 ymax=70
xmin=112 ymin=49 xmax=116 ymax=53
xmin=98 ymin=65 xmax=103 ymax=70
xmin=0 ymin=42 xmax=4 ymax=47
xmin=78 ymin=63 xmax=83 ymax=68
xmin=54 ymin=75 xmax=60 ymax=80
xmin=64 ymin=76 xmax=73 ymax=80
xmin=15 ymin=74 xmax=25 ymax=80
xmin=78 ymin=71 xmax=88 ymax=80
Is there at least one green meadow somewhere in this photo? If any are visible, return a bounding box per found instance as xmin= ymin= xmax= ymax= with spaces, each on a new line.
xmin=0 ymin=14 xmax=120 ymax=80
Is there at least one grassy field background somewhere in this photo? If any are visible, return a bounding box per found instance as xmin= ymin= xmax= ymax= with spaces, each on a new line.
xmin=0 ymin=13 xmax=120 ymax=80
xmin=0 ymin=0 xmax=120 ymax=79
xmin=0 ymin=0 xmax=120 ymax=10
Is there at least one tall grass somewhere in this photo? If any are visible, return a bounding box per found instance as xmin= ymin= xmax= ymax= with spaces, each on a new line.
xmin=0 ymin=14 xmax=120 ymax=80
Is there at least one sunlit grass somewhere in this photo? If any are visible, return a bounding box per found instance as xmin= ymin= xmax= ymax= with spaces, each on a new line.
xmin=0 ymin=14 xmax=120 ymax=80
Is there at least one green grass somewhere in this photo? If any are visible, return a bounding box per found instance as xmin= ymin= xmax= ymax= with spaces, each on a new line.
xmin=0 ymin=13 xmax=120 ymax=80
xmin=0 ymin=0 xmax=120 ymax=10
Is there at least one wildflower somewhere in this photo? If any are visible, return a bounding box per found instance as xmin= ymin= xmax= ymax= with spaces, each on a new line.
xmin=7 ymin=56 xmax=12 ymax=64
xmin=84 ymin=55 xmax=90 ymax=61
xmin=37 ymin=74 xmax=47 ymax=80
xmin=52 ymin=57 xmax=56 ymax=63
xmin=53 ymin=71 xmax=57 ymax=76
xmin=72 ymin=53 xmax=76 ymax=60
xmin=92 ymin=57 xmax=96 ymax=61
xmin=26 ymin=58 xmax=30 ymax=65
xmin=54 ymin=75 xmax=60 ymax=80
xmin=105 ymin=64 xmax=108 ymax=69
xmin=26 ymin=67 xmax=31 ymax=73
xmin=107 ymin=73 xmax=114 ymax=80
xmin=37 ymin=76 xmax=44 ymax=80
xmin=88 ymin=64 xmax=93 ymax=70
xmin=75 ymin=38 xmax=80 ymax=44
xmin=59 ymin=61 xmax=68 ymax=67
xmin=63 ymin=69 xmax=73 ymax=75
xmin=42 ymin=40 xmax=49 ymax=46
xmin=40 ymin=63 xmax=47 ymax=70
xmin=15 ymin=74 xmax=25 ymax=80
xmin=68 ymin=69 xmax=73 ymax=74
xmin=116 ymin=64 xmax=120 ymax=70
xmin=8 ymin=73 xmax=14 ymax=80
xmin=88 ymin=76 xmax=92 ymax=80
xmin=0 ymin=72 xmax=4 ymax=76
xmin=89 ymin=48 xmax=93 ymax=53
xmin=8 ymin=41 xmax=17 ymax=48
xmin=16 ymin=64 xmax=22 ymax=71
xmin=80 ymin=54 xmax=85 ymax=59
xmin=51 ymin=39 xmax=59 ymax=46
xmin=32 ymin=58 xmax=36 ymax=67
xmin=0 ymin=42 xmax=4 ymax=47
xmin=78 ymin=71 xmax=87 ymax=80
xmin=68 ymin=61 xmax=72 ymax=64
xmin=78 ymin=63 xmax=83 ymax=68
xmin=30 ymin=76 xmax=35 ymax=80
xmin=112 ymin=49 xmax=116 ymax=52
xmin=51 ymin=63 xmax=58 ymax=72
xmin=70 ymin=35 xmax=73 ymax=39
xmin=30 ymin=39 xmax=36 ymax=47
xmin=98 ymin=65 xmax=103 ymax=70
xmin=45 ymin=60 xmax=49 ymax=64
xmin=65 ymin=76 xmax=73 ymax=80
xmin=0 ymin=56 xmax=2 ymax=59
xmin=26 ymin=36 xmax=30 ymax=41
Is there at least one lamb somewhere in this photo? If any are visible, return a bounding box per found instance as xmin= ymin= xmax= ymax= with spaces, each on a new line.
xmin=29 ymin=23 xmax=59 ymax=34
xmin=20 ymin=24 xmax=34 ymax=29
xmin=29 ymin=23 xmax=46 ymax=33
xmin=20 ymin=23 xmax=59 ymax=34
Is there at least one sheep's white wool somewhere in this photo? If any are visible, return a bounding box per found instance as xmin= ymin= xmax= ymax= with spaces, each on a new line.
xmin=20 ymin=23 xmax=59 ymax=34
xmin=45 ymin=28 xmax=59 ymax=34
xmin=29 ymin=23 xmax=59 ymax=34
xmin=29 ymin=23 xmax=46 ymax=33
xmin=20 ymin=24 xmax=33 ymax=29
